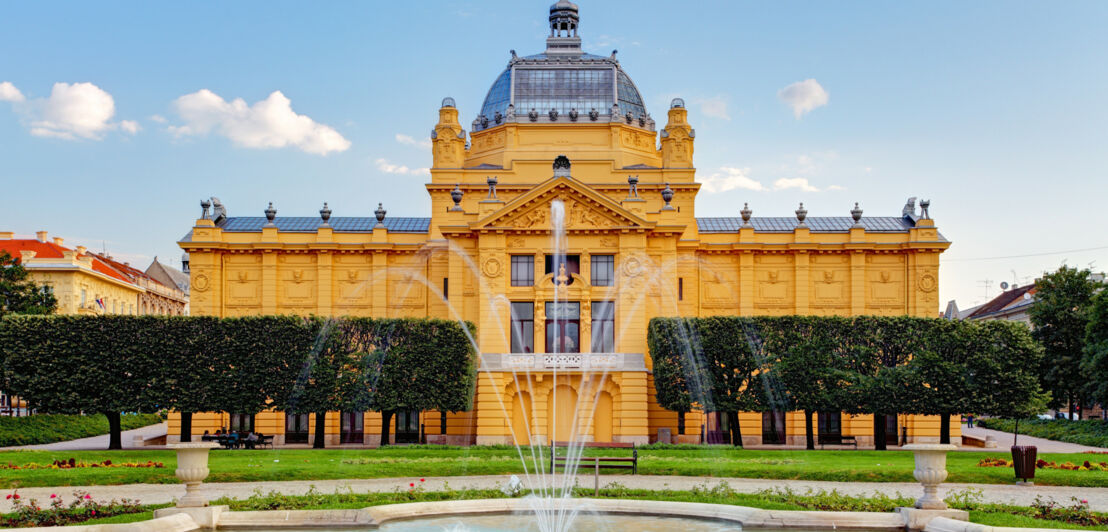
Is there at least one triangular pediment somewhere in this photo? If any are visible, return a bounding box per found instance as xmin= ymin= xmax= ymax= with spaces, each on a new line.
xmin=471 ymin=177 xmax=653 ymax=232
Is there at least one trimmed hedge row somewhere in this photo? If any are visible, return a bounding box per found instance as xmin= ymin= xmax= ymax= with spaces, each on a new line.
xmin=977 ymin=418 xmax=1108 ymax=448
xmin=0 ymin=315 xmax=477 ymax=449
xmin=0 ymin=413 xmax=163 ymax=447
xmin=649 ymin=316 xmax=1047 ymax=448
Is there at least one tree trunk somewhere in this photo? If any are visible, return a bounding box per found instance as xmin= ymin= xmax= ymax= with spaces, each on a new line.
xmin=873 ymin=413 xmax=887 ymax=451
xmin=804 ymin=409 xmax=815 ymax=450
xmin=313 ymin=412 xmax=326 ymax=449
xmin=180 ymin=412 xmax=193 ymax=443
xmin=939 ymin=413 xmax=951 ymax=444
xmin=106 ymin=411 xmax=122 ymax=450
xmin=380 ymin=410 xmax=394 ymax=447
xmin=727 ymin=411 xmax=743 ymax=448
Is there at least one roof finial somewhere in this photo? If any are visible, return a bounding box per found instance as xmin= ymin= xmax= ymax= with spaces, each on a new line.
xmin=546 ymin=1 xmax=582 ymax=55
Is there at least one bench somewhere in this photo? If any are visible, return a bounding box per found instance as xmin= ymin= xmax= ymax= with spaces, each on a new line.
xmin=548 ymin=442 xmax=637 ymax=475
xmin=818 ymin=435 xmax=857 ymax=448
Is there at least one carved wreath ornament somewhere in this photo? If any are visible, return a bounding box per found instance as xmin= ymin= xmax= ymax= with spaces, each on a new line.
xmin=622 ymin=256 xmax=644 ymax=278
xmin=193 ymin=273 xmax=210 ymax=292
xmin=918 ymin=272 xmax=938 ymax=293
xmin=482 ymin=257 xmax=503 ymax=278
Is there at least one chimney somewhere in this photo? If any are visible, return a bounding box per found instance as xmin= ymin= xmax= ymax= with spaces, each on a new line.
xmin=36 ymin=230 xmax=48 ymax=242
xmin=76 ymin=245 xmax=87 ymax=255
xmin=0 ymin=232 xmax=13 ymax=240
xmin=53 ymin=237 xmax=64 ymax=247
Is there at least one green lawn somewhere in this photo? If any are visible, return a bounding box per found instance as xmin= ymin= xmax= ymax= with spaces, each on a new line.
xmin=1 ymin=446 xmax=1105 ymax=489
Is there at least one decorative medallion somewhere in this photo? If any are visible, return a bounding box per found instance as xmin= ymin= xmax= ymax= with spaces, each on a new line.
xmin=622 ymin=255 xmax=644 ymax=278
xmin=482 ymin=257 xmax=503 ymax=278
xmin=193 ymin=273 xmax=210 ymax=292
xmin=918 ymin=272 xmax=938 ymax=293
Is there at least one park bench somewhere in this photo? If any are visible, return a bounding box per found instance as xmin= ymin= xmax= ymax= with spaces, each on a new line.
xmin=548 ymin=441 xmax=638 ymax=475
xmin=818 ymin=434 xmax=858 ymax=448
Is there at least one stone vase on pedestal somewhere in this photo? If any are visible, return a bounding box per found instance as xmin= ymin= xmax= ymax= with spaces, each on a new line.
xmin=903 ymin=443 xmax=957 ymax=509
xmin=171 ymin=442 xmax=220 ymax=507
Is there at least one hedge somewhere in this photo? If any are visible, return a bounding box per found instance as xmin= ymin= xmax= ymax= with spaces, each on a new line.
xmin=0 ymin=315 xmax=477 ymax=449
xmin=977 ymin=418 xmax=1108 ymax=448
xmin=0 ymin=413 xmax=163 ymax=447
xmin=649 ymin=316 xmax=1047 ymax=449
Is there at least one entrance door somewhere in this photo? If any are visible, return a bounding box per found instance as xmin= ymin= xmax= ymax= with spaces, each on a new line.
xmin=548 ymin=384 xmax=578 ymax=443
xmin=285 ymin=413 xmax=310 ymax=444
xmin=395 ymin=410 xmax=421 ymax=444
xmin=818 ymin=412 xmax=843 ymax=444
xmin=340 ymin=412 xmax=364 ymax=444
xmin=762 ymin=411 xmax=786 ymax=444
xmin=885 ymin=414 xmax=899 ymax=446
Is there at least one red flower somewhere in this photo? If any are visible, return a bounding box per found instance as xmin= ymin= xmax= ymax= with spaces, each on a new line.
xmin=5 ymin=494 xmax=10 ymax=500
xmin=409 ymin=482 xmax=415 ymax=487
xmin=13 ymin=494 xmax=19 ymax=500
xmin=50 ymin=494 xmax=56 ymax=498
xmin=420 ymin=478 xmax=425 ymax=482
xmin=91 ymin=509 xmax=96 ymax=516
xmin=1082 ymin=499 xmax=1089 ymax=504
xmin=85 ymin=494 xmax=91 ymax=499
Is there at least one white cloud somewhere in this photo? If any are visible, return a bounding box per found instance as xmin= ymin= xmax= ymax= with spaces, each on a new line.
xmin=694 ymin=96 xmax=730 ymax=121
xmin=169 ymin=89 xmax=350 ymax=155
xmin=119 ymin=120 xmax=140 ymax=134
xmin=827 ymin=184 xmax=845 ymax=191
xmin=395 ymin=133 xmax=431 ymax=149
xmin=0 ymin=82 xmax=24 ymax=103
xmin=777 ymin=79 xmax=829 ymax=118
xmin=27 ymin=82 xmax=126 ymax=140
xmin=773 ymin=177 xmax=820 ymax=192
xmin=375 ymin=158 xmax=429 ymax=176
xmin=701 ymin=167 xmax=765 ymax=193
xmin=149 ymin=114 xmax=167 ymax=124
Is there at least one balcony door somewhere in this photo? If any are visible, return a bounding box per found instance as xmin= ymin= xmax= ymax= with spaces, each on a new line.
xmin=545 ymin=302 xmax=580 ymax=353
xmin=340 ymin=411 xmax=364 ymax=444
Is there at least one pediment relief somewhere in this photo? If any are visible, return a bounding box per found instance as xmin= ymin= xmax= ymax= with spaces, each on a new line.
xmin=473 ymin=179 xmax=650 ymax=232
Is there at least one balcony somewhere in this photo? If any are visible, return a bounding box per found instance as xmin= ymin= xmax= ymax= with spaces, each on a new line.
xmin=478 ymin=352 xmax=646 ymax=372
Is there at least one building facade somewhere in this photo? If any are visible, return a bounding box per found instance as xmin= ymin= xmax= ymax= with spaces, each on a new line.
xmin=177 ymin=2 xmax=952 ymax=447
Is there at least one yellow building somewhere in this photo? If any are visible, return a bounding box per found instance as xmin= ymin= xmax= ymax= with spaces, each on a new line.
xmin=178 ymin=2 xmax=953 ymax=447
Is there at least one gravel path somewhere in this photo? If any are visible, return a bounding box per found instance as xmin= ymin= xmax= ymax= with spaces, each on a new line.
xmin=961 ymin=424 xmax=1107 ymax=453
xmin=3 ymin=474 xmax=1105 ymax=513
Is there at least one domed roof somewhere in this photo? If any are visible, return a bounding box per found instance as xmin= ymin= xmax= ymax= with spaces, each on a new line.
xmin=473 ymin=2 xmax=650 ymax=131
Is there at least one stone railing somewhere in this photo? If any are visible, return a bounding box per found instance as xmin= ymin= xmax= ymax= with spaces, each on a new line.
xmin=479 ymin=352 xmax=647 ymax=372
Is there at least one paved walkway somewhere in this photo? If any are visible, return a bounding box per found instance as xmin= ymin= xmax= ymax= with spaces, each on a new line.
xmin=0 ymin=422 xmax=168 ymax=451
xmin=3 ymin=474 xmax=1106 ymax=513
xmin=960 ymin=423 xmax=1107 ymax=453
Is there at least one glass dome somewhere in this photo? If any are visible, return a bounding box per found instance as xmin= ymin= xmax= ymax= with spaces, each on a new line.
xmin=473 ymin=2 xmax=650 ymax=130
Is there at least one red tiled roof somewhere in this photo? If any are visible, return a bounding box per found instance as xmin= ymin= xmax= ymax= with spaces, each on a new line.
xmin=91 ymin=252 xmax=171 ymax=290
xmin=0 ymin=239 xmax=132 ymax=284
xmin=967 ymin=284 xmax=1037 ymax=319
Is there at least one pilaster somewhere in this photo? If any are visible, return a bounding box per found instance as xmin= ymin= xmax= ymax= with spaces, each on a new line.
xmin=739 ymin=251 xmax=754 ymax=316
xmin=317 ymin=251 xmax=332 ymax=316
xmin=794 ymin=251 xmax=809 ymax=315
xmin=261 ymin=251 xmax=277 ymax=314
xmin=372 ymin=252 xmax=388 ymax=317
xmin=851 ymin=251 xmax=866 ymax=315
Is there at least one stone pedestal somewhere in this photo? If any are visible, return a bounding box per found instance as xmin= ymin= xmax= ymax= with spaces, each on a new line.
xmin=154 ymin=505 xmax=229 ymax=529
xmin=169 ymin=442 xmax=220 ymax=508
xmin=903 ymin=443 xmax=957 ymax=509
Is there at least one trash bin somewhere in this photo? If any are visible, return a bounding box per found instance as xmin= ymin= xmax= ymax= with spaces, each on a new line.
xmin=1011 ymin=445 xmax=1038 ymax=483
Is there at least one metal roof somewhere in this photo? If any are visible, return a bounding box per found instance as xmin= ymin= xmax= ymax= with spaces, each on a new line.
xmin=218 ymin=217 xmax=431 ymax=233
xmin=697 ymin=216 xmax=917 ymax=234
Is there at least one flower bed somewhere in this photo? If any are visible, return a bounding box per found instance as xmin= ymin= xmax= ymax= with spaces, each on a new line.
xmin=1 ymin=458 xmax=163 ymax=470
xmin=1 ymin=491 xmax=145 ymax=528
xmin=978 ymin=457 xmax=1108 ymax=471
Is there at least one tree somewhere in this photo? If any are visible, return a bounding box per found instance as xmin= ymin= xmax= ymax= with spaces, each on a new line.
xmin=1 ymin=316 xmax=163 ymax=449
xmin=281 ymin=318 xmax=363 ymax=449
xmin=1029 ymin=266 xmax=1098 ymax=419
xmin=902 ymin=319 xmax=975 ymax=444
xmin=848 ymin=317 xmax=930 ymax=450
xmin=969 ymin=321 xmax=1049 ymax=446
xmin=151 ymin=316 xmax=231 ymax=443
xmin=1081 ymin=289 xmax=1108 ymax=409
xmin=344 ymin=318 xmax=477 ymax=447
xmin=0 ymin=251 xmax=57 ymax=318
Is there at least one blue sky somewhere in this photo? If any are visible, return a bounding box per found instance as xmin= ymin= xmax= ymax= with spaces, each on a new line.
xmin=1 ymin=1 xmax=1105 ymax=309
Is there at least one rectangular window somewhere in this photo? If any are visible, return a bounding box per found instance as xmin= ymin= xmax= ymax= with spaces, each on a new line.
xmin=545 ymin=301 xmax=581 ymax=353
xmin=229 ymin=413 xmax=254 ymax=434
xmin=443 ymin=278 xmax=449 ymax=300
xmin=591 ymin=301 xmax=615 ymax=352
xmin=511 ymin=256 xmax=534 ymax=287
xmin=544 ymin=255 xmax=580 ymax=285
xmin=678 ymin=278 xmax=684 ymax=300
xmin=80 ymin=289 xmax=87 ymax=306
xmin=591 ymin=255 xmax=614 ymax=286
xmin=510 ymin=302 xmax=534 ymax=353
